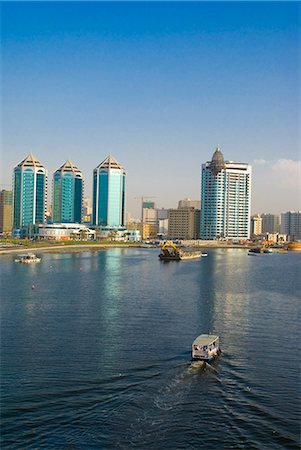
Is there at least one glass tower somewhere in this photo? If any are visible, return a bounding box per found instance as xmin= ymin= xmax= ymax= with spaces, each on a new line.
xmin=13 ymin=153 xmax=47 ymax=229
xmin=200 ymin=148 xmax=252 ymax=240
xmin=52 ymin=160 xmax=83 ymax=223
xmin=93 ymin=155 xmax=126 ymax=227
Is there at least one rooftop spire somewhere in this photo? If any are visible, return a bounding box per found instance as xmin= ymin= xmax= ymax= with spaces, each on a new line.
xmin=210 ymin=147 xmax=225 ymax=175
xmin=95 ymin=155 xmax=124 ymax=170
xmin=55 ymin=160 xmax=82 ymax=175
xmin=17 ymin=153 xmax=45 ymax=169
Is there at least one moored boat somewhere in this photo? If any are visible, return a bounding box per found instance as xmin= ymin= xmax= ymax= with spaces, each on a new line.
xmin=158 ymin=241 xmax=205 ymax=261
xmin=248 ymin=247 xmax=273 ymax=255
xmin=192 ymin=334 xmax=220 ymax=362
xmin=15 ymin=253 xmax=41 ymax=264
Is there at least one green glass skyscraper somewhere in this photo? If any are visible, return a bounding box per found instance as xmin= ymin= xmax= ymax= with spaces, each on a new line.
xmin=13 ymin=153 xmax=47 ymax=229
xmin=93 ymin=155 xmax=126 ymax=227
xmin=52 ymin=160 xmax=83 ymax=223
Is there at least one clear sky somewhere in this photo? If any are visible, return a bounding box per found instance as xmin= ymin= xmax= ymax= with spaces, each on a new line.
xmin=1 ymin=1 xmax=300 ymax=218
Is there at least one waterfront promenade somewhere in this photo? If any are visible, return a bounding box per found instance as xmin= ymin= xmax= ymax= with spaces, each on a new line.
xmin=0 ymin=239 xmax=285 ymax=255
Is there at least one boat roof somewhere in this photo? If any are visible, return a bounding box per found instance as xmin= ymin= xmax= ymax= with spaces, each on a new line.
xmin=192 ymin=334 xmax=219 ymax=346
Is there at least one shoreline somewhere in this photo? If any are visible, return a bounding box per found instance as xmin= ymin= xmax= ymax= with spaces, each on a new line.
xmin=0 ymin=243 xmax=141 ymax=255
xmin=0 ymin=242 xmax=289 ymax=255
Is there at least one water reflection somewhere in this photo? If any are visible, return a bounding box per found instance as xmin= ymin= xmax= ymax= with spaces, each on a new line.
xmin=1 ymin=249 xmax=300 ymax=449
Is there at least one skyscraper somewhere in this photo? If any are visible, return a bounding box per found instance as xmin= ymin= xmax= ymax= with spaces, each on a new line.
xmin=53 ymin=160 xmax=84 ymax=223
xmin=93 ymin=155 xmax=126 ymax=227
xmin=13 ymin=153 xmax=47 ymax=229
xmin=261 ymin=213 xmax=281 ymax=233
xmin=200 ymin=148 xmax=252 ymax=240
xmin=281 ymin=211 xmax=301 ymax=240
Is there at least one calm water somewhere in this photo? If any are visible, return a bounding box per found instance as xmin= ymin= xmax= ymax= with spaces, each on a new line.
xmin=1 ymin=248 xmax=300 ymax=449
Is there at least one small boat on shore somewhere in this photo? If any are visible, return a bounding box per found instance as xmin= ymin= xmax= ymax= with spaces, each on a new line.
xmin=158 ymin=241 xmax=205 ymax=261
xmin=191 ymin=334 xmax=220 ymax=362
xmin=15 ymin=253 xmax=41 ymax=264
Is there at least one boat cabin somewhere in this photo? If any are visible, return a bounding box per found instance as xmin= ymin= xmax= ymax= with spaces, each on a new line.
xmin=192 ymin=334 xmax=220 ymax=362
xmin=15 ymin=253 xmax=41 ymax=264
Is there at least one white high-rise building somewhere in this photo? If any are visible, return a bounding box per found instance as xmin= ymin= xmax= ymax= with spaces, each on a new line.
xmin=200 ymin=147 xmax=252 ymax=240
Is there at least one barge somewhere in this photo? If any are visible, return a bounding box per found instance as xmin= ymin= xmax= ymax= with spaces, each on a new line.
xmin=158 ymin=241 xmax=205 ymax=261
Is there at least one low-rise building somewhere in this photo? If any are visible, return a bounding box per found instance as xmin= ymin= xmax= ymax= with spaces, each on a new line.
xmin=0 ymin=190 xmax=12 ymax=234
xmin=36 ymin=223 xmax=95 ymax=240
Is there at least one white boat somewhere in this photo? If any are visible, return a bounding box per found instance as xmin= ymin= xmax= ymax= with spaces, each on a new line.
xmin=15 ymin=253 xmax=41 ymax=264
xmin=192 ymin=334 xmax=220 ymax=362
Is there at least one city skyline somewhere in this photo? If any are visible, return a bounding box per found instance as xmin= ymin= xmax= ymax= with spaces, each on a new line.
xmin=2 ymin=2 xmax=300 ymax=216
xmin=6 ymin=149 xmax=301 ymax=221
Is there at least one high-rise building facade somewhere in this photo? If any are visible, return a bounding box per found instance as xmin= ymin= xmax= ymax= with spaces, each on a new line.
xmin=261 ymin=213 xmax=281 ymax=233
xmin=53 ymin=160 xmax=83 ymax=223
xmin=0 ymin=190 xmax=12 ymax=233
xmin=13 ymin=154 xmax=47 ymax=229
xmin=93 ymin=155 xmax=126 ymax=227
xmin=281 ymin=211 xmax=301 ymax=240
xmin=200 ymin=148 xmax=251 ymax=240
xmin=168 ymin=207 xmax=198 ymax=240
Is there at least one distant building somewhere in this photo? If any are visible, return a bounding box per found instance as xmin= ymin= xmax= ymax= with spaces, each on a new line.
xmin=178 ymin=198 xmax=201 ymax=209
xmin=281 ymin=211 xmax=301 ymax=241
xmin=200 ymin=147 xmax=251 ymax=240
xmin=158 ymin=219 xmax=168 ymax=238
xmin=155 ymin=208 xmax=169 ymax=238
xmin=35 ymin=223 xmax=95 ymax=240
xmin=83 ymin=198 xmax=92 ymax=216
xmin=95 ymin=226 xmax=127 ymax=241
xmin=0 ymin=190 xmax=12 ymax=233
xmin=139 ymin=201 xmax=158 ymax=239
xmin=53 ymin=160 xmax=84 ymax=223
xmin=157 ymin=208 xmax=169 ymax=220
xmin=13 ymin=153 xmax=47 ymax=229
xmin=168 ymin=207 xmax=199 ymax=240
xmin=261 ymin=213 xmax=281 ymax=233
xmin=142 ymin=205 xmax=157 ymax=226
xmin=142 ymin=200 xmax=156 ymax=210
xmin=93 ymin=155 xmax=126 ymax=227
xmin=265 ymin=233 xmax=287 ymax=244
xmin=125 ymin=230 xmax=141 ymax=242
xmin=251 ymin=215 xmax=262 ymax=236
xmin=141 ymin=222 xmax=158 ymax=239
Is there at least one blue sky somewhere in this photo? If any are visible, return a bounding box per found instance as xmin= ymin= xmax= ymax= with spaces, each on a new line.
xmin=1 ymin=1 xmax=300 ymax=217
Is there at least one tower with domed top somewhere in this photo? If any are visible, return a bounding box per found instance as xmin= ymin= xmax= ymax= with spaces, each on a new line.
xmin=200 ymin=147 xmax=251 ymax=240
